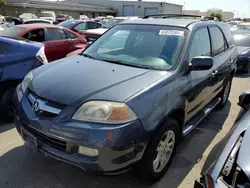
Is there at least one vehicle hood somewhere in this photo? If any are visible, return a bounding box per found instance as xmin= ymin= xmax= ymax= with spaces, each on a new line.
xmin=82 ymin=28 xmax=107 ymax=36
xmin=237 ymin=46 xmax=250 ymax=55
xmin=29 ymin=56 xmax=166 ymax=106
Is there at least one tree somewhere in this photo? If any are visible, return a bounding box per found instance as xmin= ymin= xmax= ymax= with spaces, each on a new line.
xmin=0 ymin=0 xmax=5 ymax=7
xmin=210 ymin=12 xmax=223 ymax=21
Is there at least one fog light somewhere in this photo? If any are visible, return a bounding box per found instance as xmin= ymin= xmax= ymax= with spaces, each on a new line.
xmin=78 ymin=146 xmax=98 ymax=157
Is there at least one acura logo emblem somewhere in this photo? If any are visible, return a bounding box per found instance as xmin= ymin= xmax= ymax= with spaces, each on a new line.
xmin=32 ymin=100 xmax=40 ymax=112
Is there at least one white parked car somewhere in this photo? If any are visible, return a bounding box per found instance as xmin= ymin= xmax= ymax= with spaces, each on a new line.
xmin=0 ymin=15 xmax=5 ymax=24
xmin=19 ymin=13 xmax=38 ymax=19
xmin=79 ymin=15 xmax=89 ymax=20
xmin=40 ymin=11 xmax=56 ymax=23
xmin=23 ymin=19 xmax=53 ymax=25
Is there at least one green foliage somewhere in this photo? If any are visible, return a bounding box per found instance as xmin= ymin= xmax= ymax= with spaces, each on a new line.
xmin=210 ymin=12 xmax=223 ymax=21
xmin=0 ymin=0 xmax=5 ymax=7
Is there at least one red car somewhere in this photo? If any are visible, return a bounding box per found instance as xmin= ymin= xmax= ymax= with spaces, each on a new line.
xmin=0 ymin=24 xmax=87 ymax=62
xmin=58 ymin=20 xmax=101 ymax=35
xmin=56 ymin=14 xmax=69 ymax=23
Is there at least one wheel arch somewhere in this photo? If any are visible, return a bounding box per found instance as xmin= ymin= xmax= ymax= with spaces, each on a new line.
xmin=155 ymin=107 xmax=186 ymax=137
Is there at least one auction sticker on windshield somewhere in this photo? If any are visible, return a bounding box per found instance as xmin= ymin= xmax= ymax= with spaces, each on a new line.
xmin=159 ymin=30 xmax=184 ymax=36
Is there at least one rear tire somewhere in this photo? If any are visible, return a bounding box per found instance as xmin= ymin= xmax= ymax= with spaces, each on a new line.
xmin=216 ymin=76 xmax=232 ymax=110
xmin=0 ymin=87 xmax=15 ymax=122
xmin=136 ymin=118 xmax=179 ymax=182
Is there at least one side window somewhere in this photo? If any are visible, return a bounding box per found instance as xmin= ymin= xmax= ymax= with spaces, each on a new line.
xmin=210 ymin=27 xmax=227 ymax=56
xmin=65 ymin=30 xmax=76 ymax=39
xmin=47 ymin=28 xmax=67 ymax=41
xmin=23 ymin=29 xmax=45 ymax=42
xmin=74 ymin=23 xmax=87 ymax=30
xmin=88 ymin=22 xmax=101 ymax=29
xmin=189 ymin=27 xmax=211 ymax=62
xmin=0 ymin=42 xmax=9 ymax=55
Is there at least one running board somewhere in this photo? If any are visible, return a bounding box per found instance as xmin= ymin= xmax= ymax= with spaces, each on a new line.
xmin=182 ymin=98 xmax=221 ymax=136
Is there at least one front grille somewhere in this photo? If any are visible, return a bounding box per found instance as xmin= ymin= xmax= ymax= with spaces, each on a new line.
xmin=27 ymin=126 xmax=67 ymax=151
xmin=27 ymin=90 xmax=64 ymax=118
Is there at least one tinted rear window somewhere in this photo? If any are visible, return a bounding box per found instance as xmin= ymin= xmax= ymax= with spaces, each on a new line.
xmin=0 ymin=26 xmax=26 ymax=37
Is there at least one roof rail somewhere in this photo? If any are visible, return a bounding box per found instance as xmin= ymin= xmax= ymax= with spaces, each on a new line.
xmin=142 ymin=14 xmax=216 ymax=21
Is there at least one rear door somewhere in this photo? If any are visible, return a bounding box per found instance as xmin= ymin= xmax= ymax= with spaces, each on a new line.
xmin=46 ymin=28 xmax=70 ymax=62
xmin=207 ymin=26 xmax=233 ymax=101
xmin=64 ymin=29 xmax=81 ymax=51
xmin=185 ymin=26 xmax=215 ymax=120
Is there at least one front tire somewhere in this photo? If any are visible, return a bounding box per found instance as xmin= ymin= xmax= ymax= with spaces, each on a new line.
xmin=137 ymin=118 xmax=179 ymax=182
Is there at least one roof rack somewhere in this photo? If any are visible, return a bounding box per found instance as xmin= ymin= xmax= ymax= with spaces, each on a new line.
xmin=142 ymin=14 xmax=216 ymax=21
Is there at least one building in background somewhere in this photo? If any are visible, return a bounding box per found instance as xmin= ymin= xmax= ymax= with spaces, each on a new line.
xmin=0 ymin=0 xmax=182 ymax=19
xmin=183 ymin=8 xmax=234 ymax=20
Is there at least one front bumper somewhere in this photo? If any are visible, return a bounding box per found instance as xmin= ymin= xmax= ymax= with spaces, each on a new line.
xmin=14 ymin=86 xmax=148 ymax=174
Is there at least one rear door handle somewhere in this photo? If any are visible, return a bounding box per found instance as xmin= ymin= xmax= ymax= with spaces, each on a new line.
xmin=212 ymin=70 xmax=218 ymax=76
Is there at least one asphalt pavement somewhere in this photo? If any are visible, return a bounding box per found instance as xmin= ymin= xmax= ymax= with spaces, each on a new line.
xmin=0 ymin=73 xmax=249 ymax=188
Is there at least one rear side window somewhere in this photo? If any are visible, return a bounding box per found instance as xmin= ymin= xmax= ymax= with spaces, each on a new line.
xmin=47 ymin=28 xmax=67 ymax=41
xmin=64 ymin=29 xmax=76 ymax=39
xmin=189 ymin=27 xmax=211 ymax=61
xmin=220 ymin=25 xmax=234 ymax=47
xmin=210 ymin=27 xmax=228 ymax=56
xmin=0 ymin=42 xmax=9 ymax=55
xmin=88 ymin=22 xmax=101 ymax=29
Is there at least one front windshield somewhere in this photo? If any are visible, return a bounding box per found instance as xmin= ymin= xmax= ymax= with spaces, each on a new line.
xmin=233 ymin=33 xmax=250 ymax=46
xmin=40 ymin=13 xmax=53 ymax=17
xmin=0 ymin=26 xmax=25 ymax=37
xmin=58 ymin=20 xmax=77 ymax=28
xmin=102 ymin=19 xmax=125 ymax=28
xmin=83 ymin=24 xmax=187 ymax=71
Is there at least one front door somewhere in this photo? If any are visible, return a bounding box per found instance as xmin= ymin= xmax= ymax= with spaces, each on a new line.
xmin=46 ymin=28 xmax=71 ymax=62
xmin=185 ymin=27 xmax=216 ymax=121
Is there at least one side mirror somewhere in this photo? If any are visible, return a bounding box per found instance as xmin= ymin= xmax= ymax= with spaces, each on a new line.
xmin=190 ymin=56 xmax=214 ymax=71
xmin=72 ymin=28 xmax=78 ymax=32
xmin=238 ymin=91 xmax=250 ymax=110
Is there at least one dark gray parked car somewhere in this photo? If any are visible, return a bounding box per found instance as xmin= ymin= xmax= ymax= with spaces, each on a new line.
xmin=195 ymin=91 xmax=250 ymax=188
xmin=233 ymin=30 xmax=250 ymax=72
xmin=14 ymin=14 xmax=237 ymax=181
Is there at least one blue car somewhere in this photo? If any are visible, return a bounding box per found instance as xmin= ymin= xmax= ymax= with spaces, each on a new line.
xmin=0 ymin=36 xmax=47 ymax=121
xmin=14 ymin=15 xmax=236 ymax=181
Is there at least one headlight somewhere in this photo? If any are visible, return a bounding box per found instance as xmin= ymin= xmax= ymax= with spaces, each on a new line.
xmin=72 ymin=101 xmax=137 ymax=124
xmin=21 ymin=72 xmax=33 ymax=93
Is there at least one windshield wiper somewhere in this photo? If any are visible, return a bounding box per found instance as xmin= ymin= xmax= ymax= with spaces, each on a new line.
xmin=81 ymin=53 xmax=96 ymax=59
xmin=100 ymin=58 xmax=151 ymax=69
